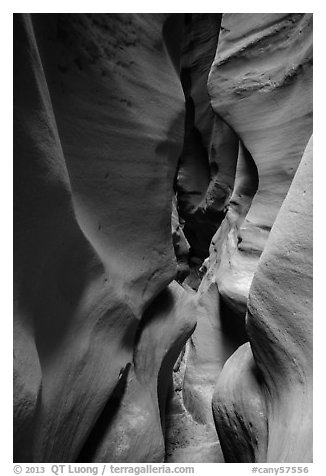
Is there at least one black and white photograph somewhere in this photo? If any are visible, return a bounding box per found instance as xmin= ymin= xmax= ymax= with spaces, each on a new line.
xmin=11 ymin=4 xmax=315 ymax=474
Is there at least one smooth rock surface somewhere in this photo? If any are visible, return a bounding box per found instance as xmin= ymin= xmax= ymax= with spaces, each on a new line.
xmin=212 ymin=137 xmax=313 ymax=462
xmin=14 ymin=13 xmax=313 ymax=465
xmin=14 ymin=13 xmax=188 ymax=462
xmin=207 ymin=13 xmax=313 ymax=314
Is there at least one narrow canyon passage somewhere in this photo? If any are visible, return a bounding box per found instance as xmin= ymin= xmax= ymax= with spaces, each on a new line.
xmin=14 ymin=13 xmax=313 ymax=464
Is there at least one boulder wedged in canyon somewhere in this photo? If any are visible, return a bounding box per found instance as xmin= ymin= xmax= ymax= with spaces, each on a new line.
xmin=14 ymin=13 xmax=313 ymax=464
xmin=212 ymin=136 xmax=313 ymax=462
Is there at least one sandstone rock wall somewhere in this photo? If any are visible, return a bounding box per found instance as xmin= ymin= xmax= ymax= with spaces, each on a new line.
xmin=207 ymin=13 xmax=313 ymax=315
xmin=14 ymin=13 xmax=313 ymax=464
xmin=166 ymin=13 xmax=312 ymax=463
xmin=212 ymin=136 xmax=313 ymax=462
xmin=14 ymin=13 xmax=191 ymax=463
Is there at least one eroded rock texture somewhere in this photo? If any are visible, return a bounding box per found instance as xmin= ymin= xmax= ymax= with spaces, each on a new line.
xmin=14 ymin=12 xmax=187 ymax=463
xmin=212 ymin=136 xmax=313 ymax=462
xmin=14 ymin=13 xmax=313 ymax=464
xmin=207 ymin=12 xmax=313 ymax=316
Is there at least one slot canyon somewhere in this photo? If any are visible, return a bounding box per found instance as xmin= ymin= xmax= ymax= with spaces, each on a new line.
xmin=13 ymin=13 xmax=313 ymax=463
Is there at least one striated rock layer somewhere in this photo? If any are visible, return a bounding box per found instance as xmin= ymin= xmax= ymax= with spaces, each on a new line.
xmin=14 ymin=13 xmax=313 ymax=464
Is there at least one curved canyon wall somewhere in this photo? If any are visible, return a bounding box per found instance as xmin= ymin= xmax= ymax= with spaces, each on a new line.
xmin=14 ymin=13 xmax=313 ymax=463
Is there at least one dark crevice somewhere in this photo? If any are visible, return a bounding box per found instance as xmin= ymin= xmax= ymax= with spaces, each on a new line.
xmin=219 ymin=295 xmax=248 ymax=347
xmin=173 ymin=15 xmax=224 ymax=265
xmin=162 ymin=14 xmax=185 ymax=76
xmin=76 ymin=362 xmax=131 ymax=463
xmin=230 ymin=140 xmax=259 ymax=224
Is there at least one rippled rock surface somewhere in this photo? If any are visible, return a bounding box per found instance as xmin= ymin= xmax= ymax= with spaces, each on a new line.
xmin=14 ymin=13 xmax=313 ymax=463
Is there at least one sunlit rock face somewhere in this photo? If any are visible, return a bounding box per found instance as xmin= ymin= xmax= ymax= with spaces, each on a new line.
xmin=14 ymin=13 xmax=313 ymax=464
